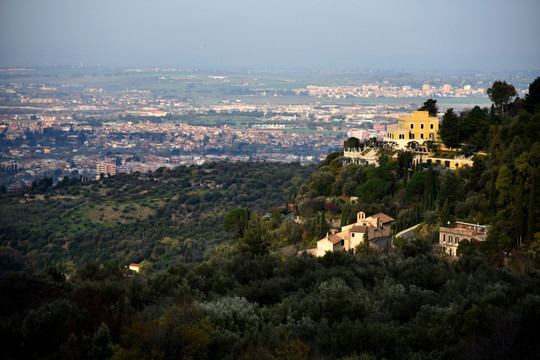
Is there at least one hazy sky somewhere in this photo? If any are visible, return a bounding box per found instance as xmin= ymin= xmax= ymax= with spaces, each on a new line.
xmin=1 ymin=0 xmax=539 ymax=70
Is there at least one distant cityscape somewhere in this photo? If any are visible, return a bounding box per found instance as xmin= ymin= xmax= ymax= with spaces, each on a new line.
xmin=0 ymin=67 xmax=535 ymax=188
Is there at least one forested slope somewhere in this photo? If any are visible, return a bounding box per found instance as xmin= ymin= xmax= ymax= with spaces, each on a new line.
xmin=2 ymin=78 xmax=540 ymax=359
xmin=0 ymin=161 xmax=314 ymax=273
xmin=2 ymin=241 xmax=540 ymax=359
xmin=287 ymin=78 xmax=540 ymax=267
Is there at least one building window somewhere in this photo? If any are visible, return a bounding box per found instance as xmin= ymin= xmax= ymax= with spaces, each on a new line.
xmin=410 ymin=124 xmax=414 ymax=129
xmin=410 ymin=133 xmax=415 ymax=139
xmin=420 ymin=124 xmax=424 ymax=129
xmin=443 ymin=234 xmax=446 ymax=242
xmin=399 ymin=134 xmax=405 ymax=139
xmin=455 ymin=236 xmax=459 ymax=244
xmin=420 ymin=133 xmax=424 ymax=139
xmin=449 ymin=235 xmax=453 ymax=243
xmin=352 ymin=233 xmax=355 ymax=237
xmin=430 ymin=124 xmax=434 ymax=129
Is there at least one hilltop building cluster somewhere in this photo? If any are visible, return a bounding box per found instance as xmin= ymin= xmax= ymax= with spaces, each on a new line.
xmin=338 ymin=110 xmax=489 ymax=258
xmin=343 ymin=110 xmax=475 ymax=170
xmin=307 ymin=211 xmax=395 ymax=257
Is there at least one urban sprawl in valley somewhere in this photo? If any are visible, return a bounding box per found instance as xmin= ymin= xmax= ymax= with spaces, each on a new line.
xmin=0 ymin=67 xmax=534 ymax=189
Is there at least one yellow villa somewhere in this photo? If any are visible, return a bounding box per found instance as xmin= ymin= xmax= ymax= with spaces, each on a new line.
xmin=385 ymin=111 xmax=440 ymax=149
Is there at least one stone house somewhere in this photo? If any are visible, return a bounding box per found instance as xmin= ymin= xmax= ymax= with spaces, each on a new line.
xmin=439 ymin=221 xmax=489 ymax=257
xmin=314 ymin=211 xmax=394 ymax=257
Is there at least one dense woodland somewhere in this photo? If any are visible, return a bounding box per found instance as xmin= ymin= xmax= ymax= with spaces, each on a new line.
xmin=1 ymin=78 xmax=540 ymax=359
xmin=2 ymin=242 xmax=540 ymax=360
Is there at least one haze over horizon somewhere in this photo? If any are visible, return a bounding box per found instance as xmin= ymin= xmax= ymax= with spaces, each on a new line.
xmin=1 ymin=0 xmax=539 ymax=71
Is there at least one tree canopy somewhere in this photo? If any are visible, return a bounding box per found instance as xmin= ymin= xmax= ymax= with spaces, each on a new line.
xmin=439 ymin=108 xmax=460 ymax=148
xmin=344 ymin=137 xmax=360 ymax=149
xmin=524 ymin=77 xmax=540 ymax=114
xmin=487 ymin=80 xmax=517 ymax=115
xmin=418 ymin=98 xmax=439 ymax=117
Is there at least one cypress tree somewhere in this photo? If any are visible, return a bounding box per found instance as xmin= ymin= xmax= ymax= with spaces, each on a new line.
xmin=315 ymin=212 xmax=321 ymax=238
xmin=364 ymin=227 xmax=369 ymax=255
xmin=423 ymin=167 xmax=434 ymax=209
xmin=341 ymin=209 xmax=348 ymax=227
xmin=512 ymin=180 xmax=524 ymax=246
xmin=489 ymin=170 xmax=497 ymax=217
xmin=403 ymin=169 xmax=408 ymax=187
xmin=469 ymin=157 xmax=485 ymax=192
xmin=319 ymin=211 xmax=329 ymax=238
xmin=242 ymin=215 xmax=268 ymax=255
xmin=526 ymin=175 xmax=537 ymax=243
xmin=440 ymin=199 xmax=451 ymax=226
xmin=440 ymin=109 xmax=460 ymax=148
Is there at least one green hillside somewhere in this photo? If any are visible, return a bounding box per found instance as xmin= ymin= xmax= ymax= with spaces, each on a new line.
xmin=1 ymin=78 xmax=540 ymax=359
xmin=0 ymin=162 xmax=315 ymax=273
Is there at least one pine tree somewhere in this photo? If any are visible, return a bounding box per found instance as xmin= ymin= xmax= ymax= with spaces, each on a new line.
xmin=418 ymin=98 xmax=439 ymax=117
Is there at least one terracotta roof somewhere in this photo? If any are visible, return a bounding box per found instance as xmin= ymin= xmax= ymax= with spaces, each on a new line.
xmin=350 ymin=225 xmax=367 ymax=233
xmin=370 ymin=213 xmax=394 ymax=223
xmin=327 ymin=233 xmax=346 ymax=244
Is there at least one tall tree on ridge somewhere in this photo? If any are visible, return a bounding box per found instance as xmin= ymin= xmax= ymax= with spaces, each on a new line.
xmin=487 ymin=80 xmax=517 ymax=116
xmin=526 ymin=175 xmax=537 ymax=243
xmin=524 ymin=77 xmax=540 ymax=114
xmin=439 ymin=108 xmax=460 ymax=148
xmin=418 ymin=98 xmax=439 ymax=117
xmin=423 ymin=166 xmax=435 ymax=210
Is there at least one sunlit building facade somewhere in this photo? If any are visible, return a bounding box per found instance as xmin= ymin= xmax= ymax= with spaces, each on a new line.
xmin=384 ymin=111 xmax=440 ymax=149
